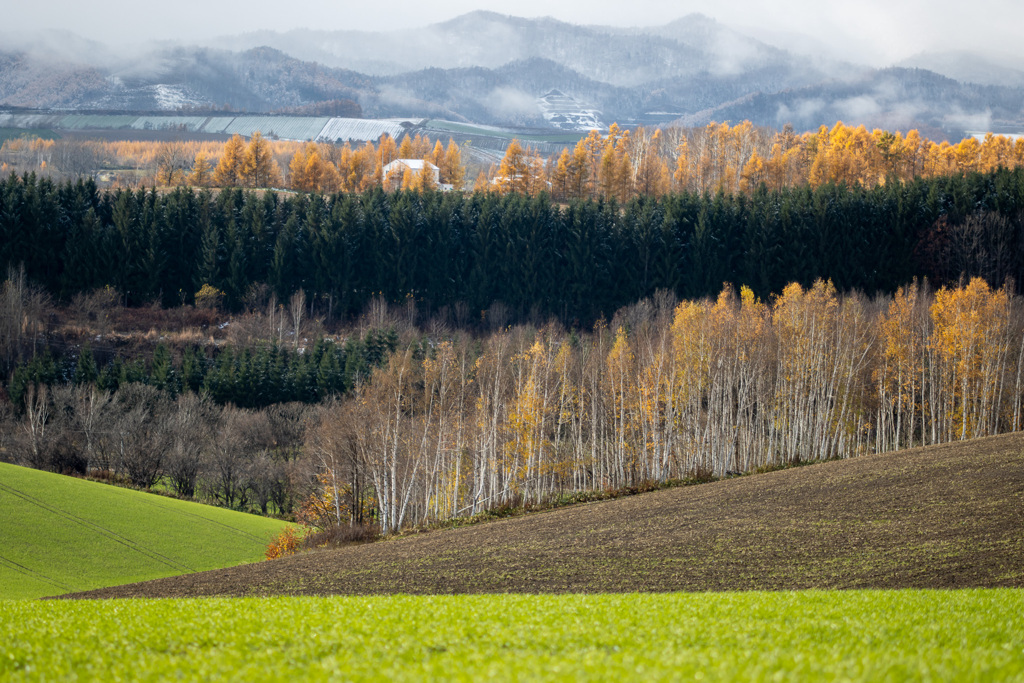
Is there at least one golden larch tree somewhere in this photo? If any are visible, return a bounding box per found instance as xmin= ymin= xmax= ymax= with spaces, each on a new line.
xmin=213 ymin=134 xmax=246 ymax=187
xmin=240 ymin=132 xmax=282 ymax=188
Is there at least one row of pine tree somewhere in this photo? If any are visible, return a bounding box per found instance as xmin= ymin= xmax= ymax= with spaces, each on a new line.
xmin=3 ymin=169 xmax=1024 ymax=325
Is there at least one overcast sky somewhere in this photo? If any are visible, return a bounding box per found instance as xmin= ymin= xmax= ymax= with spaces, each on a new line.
xmin=6 ymin=0 xmax=1023 ymax=66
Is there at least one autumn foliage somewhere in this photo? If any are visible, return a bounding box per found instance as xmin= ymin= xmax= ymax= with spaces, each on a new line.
xmin=4 ymin=121 xmax=1024 ymax=198
xmin=264 ymin=526 xmax=299 ymax=560
xmin=490 ymin=122 xmax=1024 ymax=201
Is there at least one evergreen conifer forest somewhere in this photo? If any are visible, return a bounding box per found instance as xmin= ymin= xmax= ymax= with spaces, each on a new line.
xmin=2 ymin=168 xmax=1024 ymax=320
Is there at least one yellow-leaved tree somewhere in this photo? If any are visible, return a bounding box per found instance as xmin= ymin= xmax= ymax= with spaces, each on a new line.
xmin=189 ymin=152 xmax=213 ymax=187
xmin=212 ymin=134 xmax=246 ymax=187
xmin=240 ymin=131 xmax=282 ymax=189
xmin=496 ymin=139 xmax=528 ymax=195
xmin=929 ymin=278 xmax=1013 ymax=441
xmin=441 ymin=139 xmax=466 ymax=190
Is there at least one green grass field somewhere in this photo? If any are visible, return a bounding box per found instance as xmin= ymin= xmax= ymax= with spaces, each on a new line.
xmin=0 ymin=463 xmax=292 ymax=599
xmin=1 ymin=591 xmax=1021 ymax=681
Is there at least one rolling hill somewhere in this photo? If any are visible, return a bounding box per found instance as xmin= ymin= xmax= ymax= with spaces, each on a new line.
xmin=65 ymin=432 xmax=1024 ymax=599
xmin=0 ymin=463 xmax=292 ymax=599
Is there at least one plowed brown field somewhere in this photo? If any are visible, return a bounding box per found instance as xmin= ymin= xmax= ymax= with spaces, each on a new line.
xmin=63 ymin=433 xmax=1024 ymax=599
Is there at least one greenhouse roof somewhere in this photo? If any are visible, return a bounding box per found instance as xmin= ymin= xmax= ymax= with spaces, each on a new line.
xmin=0 ymin=111 xmax=424 ymax=144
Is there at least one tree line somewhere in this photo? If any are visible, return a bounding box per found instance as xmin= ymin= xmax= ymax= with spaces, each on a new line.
xmin=2 ymin=169 xmax=1024 ymax=326
xmin=2 ymin=383 xmax=312 ymax=514
xmin=0 ymin=132 xmax=466 ymax=193
xmin=5 ymin=121 xmax=1024 ymax=201
xmin=3 ymin=278 xmax=1022 ymax=531
xmin=490 ymin=121 xmax=1024 ymax=201
xmin=301 ymin=277 xmax=1024 ymax=533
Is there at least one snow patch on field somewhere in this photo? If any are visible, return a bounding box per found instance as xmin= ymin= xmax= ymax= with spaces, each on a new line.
xmin=536 ymin=90 xmax=604 ymax=131
xmin=92 ymin=81 xmax=208 ymax=112
xmin=150 ymin=85 xmax=190 ymax=110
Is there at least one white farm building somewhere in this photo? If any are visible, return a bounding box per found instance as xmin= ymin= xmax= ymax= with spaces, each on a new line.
xmin=383 ymin=159 xmax=453 ymax=191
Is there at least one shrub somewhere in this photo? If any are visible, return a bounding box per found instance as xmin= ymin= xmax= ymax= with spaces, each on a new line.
xmin=194 ymin=284 xmax=226 ymax=310
xmin=265 ymin=526 xmax=300 ymax=560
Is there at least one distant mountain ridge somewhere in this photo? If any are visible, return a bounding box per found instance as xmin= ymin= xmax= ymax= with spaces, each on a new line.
xmin=1 ymin=13 xmax=1022 ymax=139
xmin=216 ymin=11 xmax=829 ymax=89
xmin=678 ymin=67 xmax=1024 ymax=140
xmin=898 ymin=50 xmax=1024 ymax=89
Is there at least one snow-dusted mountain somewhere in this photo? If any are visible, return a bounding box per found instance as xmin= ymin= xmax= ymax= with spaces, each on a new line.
xmin=1 ymin=13 xmax=1022 ymax=139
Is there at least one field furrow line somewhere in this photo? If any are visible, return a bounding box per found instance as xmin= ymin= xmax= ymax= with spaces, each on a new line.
xmin=124 ymin=494 xmax=269 ymax=542
xmin=0 ymin=554 xmax=74 ymax=592
xmin=0 ymin=481 xmax=195 ymax=573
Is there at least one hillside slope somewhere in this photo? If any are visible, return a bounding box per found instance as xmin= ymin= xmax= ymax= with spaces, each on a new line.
xmin=66 ymin=434 xmax=1024 ymax=599
xmin=0 ymin=463 xmax=291 ymax=599
xmin=678 ymin=67 xmax=1024 ymax=139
